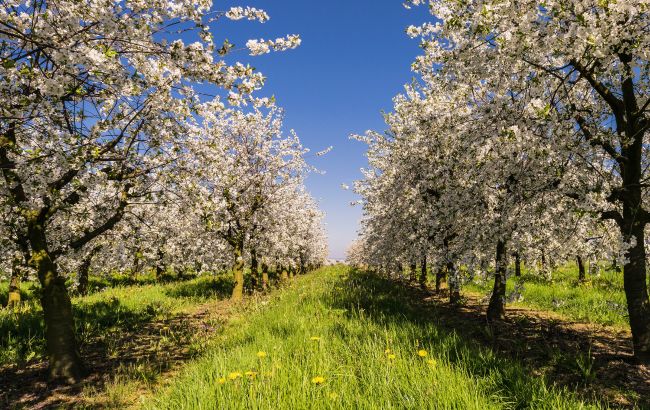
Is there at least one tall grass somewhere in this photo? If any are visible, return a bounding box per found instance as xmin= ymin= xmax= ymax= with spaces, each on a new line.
xmin=144 ymin=266 xmax=604 ymax=409
xmin=465 ymin=263 xmax=637 ymax=328
xmin=0 ymin=274 xmax=233 ymax=366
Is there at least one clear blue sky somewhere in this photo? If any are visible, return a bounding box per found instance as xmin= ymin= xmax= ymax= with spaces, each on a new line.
xmin=218 ymin=1 xmax=430 ymax=259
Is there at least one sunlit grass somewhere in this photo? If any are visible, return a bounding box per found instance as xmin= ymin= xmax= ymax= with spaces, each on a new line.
xmin=464 ymin=263 xmax=639 ymax=328
xmin=144 ymin=266 xmax=604 ymax=409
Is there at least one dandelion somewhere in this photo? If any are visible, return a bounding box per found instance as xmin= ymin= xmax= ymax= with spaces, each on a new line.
xmin=427 ymin=359 xmax=437 ymax=366
xmin=310 ymin=336 xmax=321 ymax=341
xmin=217 ymin=377 xmax=226 ymax=384
xmin=417 ymin=349 xmax=428 ymax=357
xmin=245 ymin=371 xmax=258 ymax=378
xmin=387 ymin=354 xmax=396 ymax=360
xmin=228 ymin=372 xmax=242 ymax=380
xmin=257 ymin=351 xmax=267 ymax=358
xmin=311 ymin=376 xmax=326 ymax=384
xmin=384 ymin=348 xmax=391 ymax=354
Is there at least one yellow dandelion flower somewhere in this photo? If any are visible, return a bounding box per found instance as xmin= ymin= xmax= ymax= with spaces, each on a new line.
xmin=217 ymin=377 xmax=226 ymax=384
xmin=311 ymin=376 xmax=326 ymax=384
xmin=228 ymin=372 xmax=242 ymax=380
xmin=257 ymin=351 xmax=267 ymax=358
xmin=427 ymin=359 xmax=437 ymax=366
xmin=384 ymin=348 xmax=391 ymax=354
xmin=245 ymin=371 xmax=258 ymax=378
xmin=387 ymin=354 xmax=396 ymax=360
xmin=417 ymin=349 xmax=428 ymax=357
xmin=310 ymin=336 xmax=321 ymax=341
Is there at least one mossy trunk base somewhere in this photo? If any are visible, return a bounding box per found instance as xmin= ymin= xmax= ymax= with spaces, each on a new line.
xmin=42 ymin=277 xmax=84 ymax=383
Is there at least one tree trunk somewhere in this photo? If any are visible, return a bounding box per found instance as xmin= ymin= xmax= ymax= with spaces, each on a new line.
xmin=299 ymin=254 xmax=306 ymax=275
xmin=77 ymin=256 xmax=92 ymax=296
xmin=77 ymin=245 xmax=101 ymax=296
xmin=29 ymin=228 xmax=84 ymax=382
xmin=155 ymin=247 xmax=165 ymax=281
xmin=435 ymin=268 xmax=446 ymax=292
xmin=419 ymin=254 xmax=428 ymax=288
xmin=409 ymin=262 xmax=416 ymax=283
xmin=231 ymin=243 xmax=245 ymax=301
xmin=261 ymin=263 xmax=269 ymax=290
xmin=621 ymin=189 xmax=650 ymax=363
xmin=6 ymin=254 xmax=23 ymax=308
xmin=514 ymin=252 xmax=522 ymax=277
xmin=131 ymin=248 xmax=142 ymax=277
xmin=447 ymin=260 xmax=461 ymax=303
xmin=250 ymin=250 xmax=259 ymax=289
xmin=281 ymin=265 xmax=289 ymax=281
xmin=577 ymin=255 xmax=586 ymax=283
xmin=487 ymin=240 xmax=507 ymax=322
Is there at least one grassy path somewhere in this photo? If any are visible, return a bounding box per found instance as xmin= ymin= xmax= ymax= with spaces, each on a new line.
xmin=143 ymin=266 xmax=607 ymax=409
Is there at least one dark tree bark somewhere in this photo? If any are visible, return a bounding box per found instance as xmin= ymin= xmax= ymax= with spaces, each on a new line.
xmin=447 ymin=260 xmax=461 ymax=304
xmin=155 ymin=247 xmax=165 ymax=281
xmin=435 ymin=267 xmax=446 ymax=292
xmin=577 ymin=255 xmax=586 ymax=283
xmin=131 ymin=248 xmax=142 ymax=277
xmin=514 ymin=252 xmax=522 ymax=277
xmin=299 ymin=254 xmax=306 ymax=275
xmin=409 ymin=262 xmax=417 ymax=283
xmin=587 ymin=51 xmax=650 ymax=363
xmin=261 ymin=263 xmax=269 ymax=290
xmin=250 ymin=249 xmax=259 ymax=289
xmin=31 ymin=226 xmax=84 ymax=382
xmin=419 ymin=254 xmax=428 ymax=288
xmin=76 ymin=245 xmax=102 ymax=296
xmin=487 ymin=240 xmax=507 ymax=322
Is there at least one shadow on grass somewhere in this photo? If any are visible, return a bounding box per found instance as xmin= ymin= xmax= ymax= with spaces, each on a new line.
xmin=0 ymin=296 xmax=169 ymax=369
xmin=330 ymin=269 xmax=648 ymax=409
xmin=85 ymin=272 xmax=198 ymax=295
xmin=164 ymin=276 xmax=233 ymax=300
xmin=0 ymin=292 xmax=227 ymax=409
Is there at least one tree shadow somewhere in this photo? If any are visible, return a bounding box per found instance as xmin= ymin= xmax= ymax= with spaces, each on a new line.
xmin=84 ymin=271 xmax=198 ymax=295
xmin=1 ymin=296 xmax=167 ymax=368
xmin=330 ymin=269 xmax=649 ymax=409
xmin=164 ymin=276 xmax=233 ymax=299
xmin=0 ymin=296 xmax=229 ymax=409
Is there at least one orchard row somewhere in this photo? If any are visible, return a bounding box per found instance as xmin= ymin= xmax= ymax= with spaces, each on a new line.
xmin=349 ymin=0 xmax=650 ymax=364
xmin=0 ymin=1 xmax=326 ymax=382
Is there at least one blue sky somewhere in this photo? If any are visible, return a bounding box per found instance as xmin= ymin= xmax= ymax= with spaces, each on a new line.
xmin=218 ymin=1 xmax=430 ymax=259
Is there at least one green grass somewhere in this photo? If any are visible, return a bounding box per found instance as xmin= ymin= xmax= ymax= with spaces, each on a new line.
xmin=143 ymin=266 xmax=604 ymax=409
xmin=0 ymin=273 xmax=233 ymax=366
xmin=464 ymin=263 xmax=637 ymax=328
